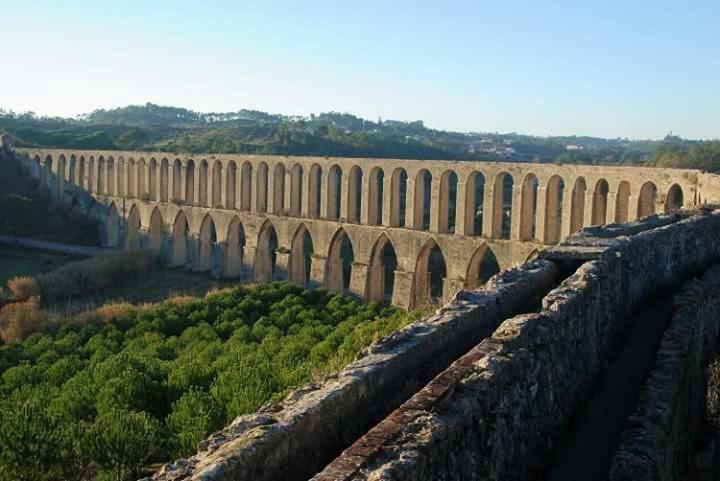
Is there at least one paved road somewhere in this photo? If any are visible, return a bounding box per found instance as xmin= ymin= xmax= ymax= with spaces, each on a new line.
xmin=0 ymin=235 xmax=113 ymax=257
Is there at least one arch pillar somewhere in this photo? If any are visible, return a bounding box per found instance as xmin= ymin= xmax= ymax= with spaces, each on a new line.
xmin=274 ymin=250 xmax=290 ymax=281
xmin=510 ymin=184 xmax=522 ymax=240
xmin=167 ymin=164 xmax=175 ymax=203
xmin=391 ymin=270 xmax=414 ymax=309
xmin=137 ymin=228 xmax=152 ymax=251
xmin=267 ymin=168 xmax=277 ymax=214
xmin=180 ymin=165 xmax=188 ymax=203
xmin=560 ymin=188 xmax=574 ymax=238
xmin=606 ymin=190 xmax=618 ymax=224
xmin=241 ymin=245 xmax=256 ymax=280
xmin=628 ymin=193 xmax=639 ymax=220
xmin=455 ymin=180 xmax=468 ymax=236
xmin=534 ymin=185 xmax=547 ymax=242
xmin=583 ymin=192 xmax=595 ymax=227
xmin=302 ymin=168 xmax=312 ymax=217
xmin=429 ymin=176 xmax=441 ymax=232
xmin=349 ymin=262 xmax=369 ymax=298
xmin=381 ymin=174 xmax=393 ymax=228
xmin=210 ymin=242 xmax=225 ymax=279
xmin=340 ymin=172 xmax=350 ymax=221
xmin=482 ymin=180 xmax=495 ymax=237
xmin=404 ymin=177 xmax=416 ymax=228
xmin=309 ymin=255 xmax=327 ymax=287
xmin=219 ymin=167 xmax=227 ymax=209
xmin=443 ymin=277 xmax=465 ymax=302
xmin=284 ymin=169 xmax=293 ymax=213
xmin=360 ymin=172 xmax=372 ymax=225
xmin=320 ymin=169 xmax=329 ymax=219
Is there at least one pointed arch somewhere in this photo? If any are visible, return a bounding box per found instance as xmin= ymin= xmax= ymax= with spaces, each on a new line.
xmin=492 ymin=172 xmax=513 ymax=239
xmin=637 ymin=181 xmax=658 ymax=218
xmin=665 ymin=184 xmax=683 ymax=212
xmin=413 ymin=239 xmax=447 ymax=306
xmin=570 ymin=177 xmax=587 ymax=233
xmin=519 ymin=173 xmax=539 ymax=241
xmin=256 ymin=162 xmax=269 ymax=212
xmin=465 ymin=243 xmax=500 ymax=289
xmin=254 ymin=220 xmax=278 ymax=282
xmin=185 ymin=159 xmax=195 ymax=204
xmin=106 ymin=157 xmax=115 ymax=196
xmin=106 ymin=203 xmax=121 ymax=248
xmin=389 ymin=167 xmax=408 ymax=227
xmin=465 ymin=171 xmax=485 ymax=236
xmin=543 ymin=175 xmax=565 ymax=244
xmin=211 ymin=160 xmax=222 ymax=207
xmin=290 ymin=163 xmax=304 ymax=216
xmin=615 ymin=181 xmax=631 ymax=223
xmin=289 ymin=224 xmax=315 ymax=286
xmin=591 ymin=179 xmax=609 ymax=226
xmin=127 ymin=158 xmax=136 ymax=197
xmin=199 ymin=159 xmax=209 ymax=207
xmin=78 ymin=156 xmax=86 ymax=191
xmin=148 ymin=158 xmax=158 ymax=201
xmin=637 ymin=182 xmax=658 ymax=218
xmin=97 ymin=156 xmax=106 ymax=195
xmin=148 ymin=208 xmax=164 ymax=252
xmin=367 ymin=167 xmax=385 ymax=226
xmin=116 ymin=157 xmax=125 ymax=197
xmin=226 ymin=161 xmax=237 ymax=209
xmin=88 ymin=157 xmax=96 ymax=194
xmin=367 ymin=233 xmax=398 ymax=303
xmin=224 ymin=216 xmax=246 ymax=278
xmin=69 ymin=155 xmax=77 ymax=187
xmin=240 ymin=161 xmax=253 ymax=211
xmin=439 ymin=170 xmax=458 ymax=233
xmin=172 ymin=159 xmax=182 ymax=202
xmin=171 ymin=211 xmax=189 ymax=267
xmin=56 ymin=154 xmax=66 ymax=194
xmin=413 ymin=169 xmax=432 ymax=230
xmin=273 ymin=163 xmax=286 ymax=214
xmin=326 ymin=165 xmax=342 ymax=220
xmin=125 ymin=205 xmax=141 ymax=251
xmin=160 ymin=158 xmax=169 ymax=202
xmin=137 ymin=158 xmax=146 ymax=198
xmin=308 ymin=164 xmax=322 ymax=218
xmin=197 ymin=214 xmax=217 ymax=272
xmin=347 ymin=166 xmax=363 ymax=223
xmin=326 ymin=227 xmax=354 ymax=294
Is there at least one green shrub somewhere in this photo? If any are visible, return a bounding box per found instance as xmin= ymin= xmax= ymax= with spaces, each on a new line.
xmin=0 ymin=282 xmax=415 ymax=479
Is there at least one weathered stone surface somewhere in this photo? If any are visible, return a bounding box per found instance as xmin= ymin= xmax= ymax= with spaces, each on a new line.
xmin=312 ymin=209 xmax=720 ymax=481
xmin=609 ymin=265 xmax=720 ymax=481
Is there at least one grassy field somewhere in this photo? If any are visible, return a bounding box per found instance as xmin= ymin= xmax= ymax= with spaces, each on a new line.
xmin=0 ymin=245 xmax=82 ymax=288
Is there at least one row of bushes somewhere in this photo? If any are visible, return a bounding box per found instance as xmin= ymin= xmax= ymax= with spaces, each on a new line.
xmin=0 ymin=282 xmax=415 ymax=480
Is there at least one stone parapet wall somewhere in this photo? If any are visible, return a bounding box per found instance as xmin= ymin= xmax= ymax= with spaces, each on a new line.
xmin=314 ymin=209 xmax=720 ymax=481
xmin=149 ymin=259 xmax=559 ymax=481
xmin=609 ymin=265 xmax=720 ymax=481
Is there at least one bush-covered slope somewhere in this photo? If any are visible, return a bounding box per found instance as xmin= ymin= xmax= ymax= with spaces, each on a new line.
xmin=0 ymin=282 xmax=413 ymax=481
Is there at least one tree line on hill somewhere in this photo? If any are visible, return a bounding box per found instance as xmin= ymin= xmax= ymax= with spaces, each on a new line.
xmin=0 ymin=104 xmax=718 ymax=170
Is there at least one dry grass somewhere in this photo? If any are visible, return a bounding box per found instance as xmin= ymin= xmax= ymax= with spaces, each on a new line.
xmin=6 ymin=276 xmax=40 ymax=301
xmin=36 ymin=250 xmax=159 ymax=303
xmin=0 ymin=298 xmax=61 ymax=343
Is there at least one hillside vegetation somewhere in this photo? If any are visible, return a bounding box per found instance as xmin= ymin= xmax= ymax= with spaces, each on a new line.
xmin=2 ymin=103 xmax=718 ymax=169
xmin=0 ymin=282 xmax=415 ymax=481
xmin=0 ymin=153 xmax=99 ymax=245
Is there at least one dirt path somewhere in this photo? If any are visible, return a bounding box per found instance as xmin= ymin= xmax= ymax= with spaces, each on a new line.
xmin=0 ymin=235 xmax=111 ymax=257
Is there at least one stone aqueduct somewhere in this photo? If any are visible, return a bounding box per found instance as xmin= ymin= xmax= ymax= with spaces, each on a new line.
xmin=13 ymin=147 xmax=720 ymax=308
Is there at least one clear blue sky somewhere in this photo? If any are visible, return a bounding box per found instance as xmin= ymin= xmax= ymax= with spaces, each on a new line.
xmin=2 ymin=0 xmax=718 ymax=139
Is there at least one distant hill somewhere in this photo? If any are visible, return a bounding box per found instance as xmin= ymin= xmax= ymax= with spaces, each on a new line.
xmin=0 ymin=103 xmax=718 ymax=170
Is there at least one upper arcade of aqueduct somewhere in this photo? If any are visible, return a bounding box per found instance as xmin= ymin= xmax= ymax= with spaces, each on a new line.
xmin=11 ymin=145 xmax=720 ymax=309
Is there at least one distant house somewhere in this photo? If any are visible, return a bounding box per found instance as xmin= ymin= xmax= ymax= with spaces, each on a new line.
xmin=566 ymin=145 xmax=583 ymax=151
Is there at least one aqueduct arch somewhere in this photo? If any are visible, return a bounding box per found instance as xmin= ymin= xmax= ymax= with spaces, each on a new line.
xmin=18 ymin=146 xmax=714 ymax=308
